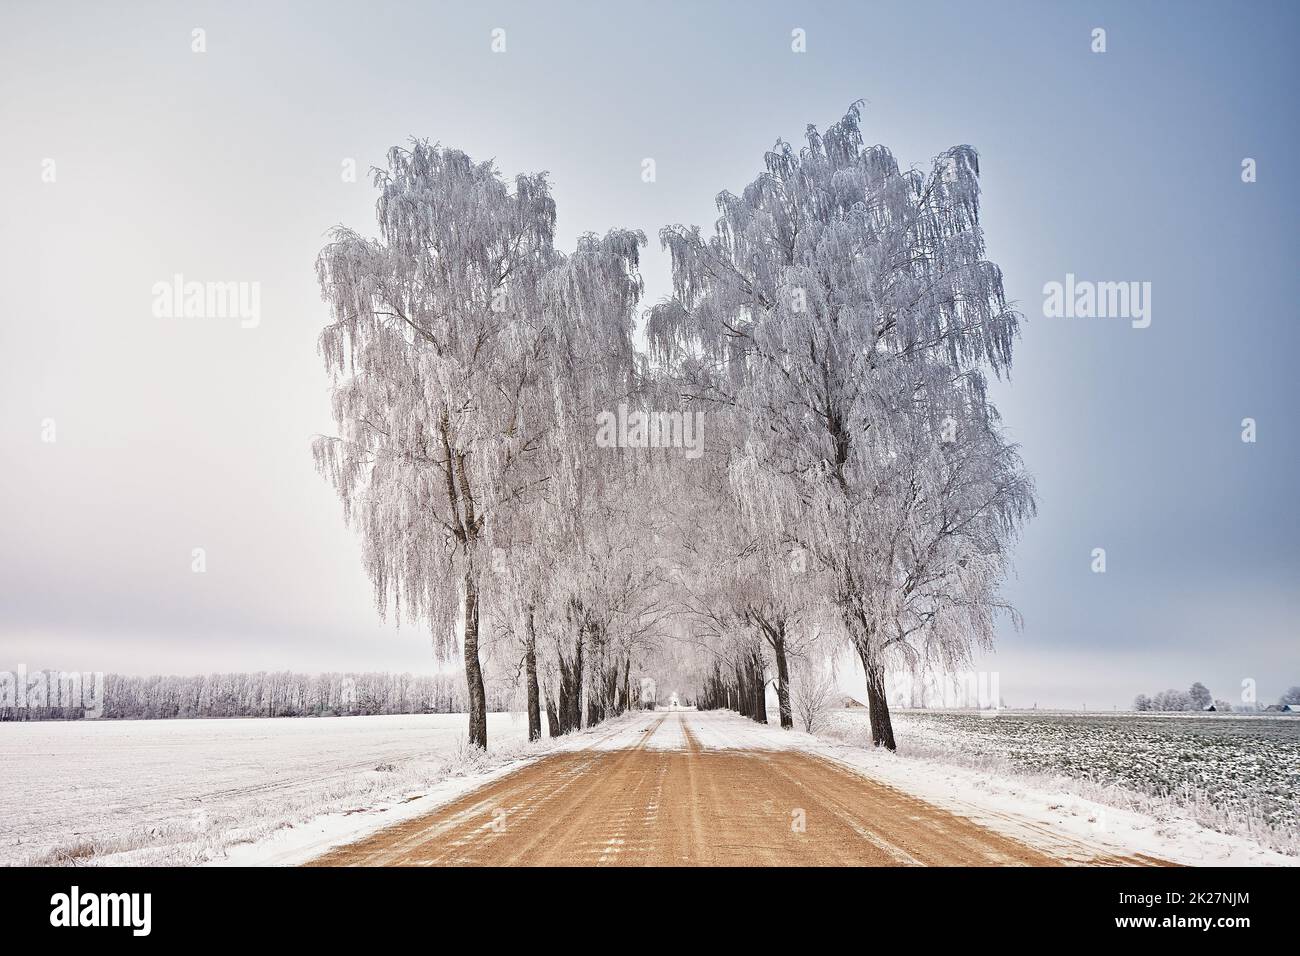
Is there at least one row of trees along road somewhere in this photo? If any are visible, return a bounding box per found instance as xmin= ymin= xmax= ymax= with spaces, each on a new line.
xmin=314 ymin=103 xmax=1034 ymax=750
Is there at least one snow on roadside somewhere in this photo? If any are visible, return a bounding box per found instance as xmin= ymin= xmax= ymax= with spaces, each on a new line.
xmin=684 ymin=708 xmax=804 ymax=750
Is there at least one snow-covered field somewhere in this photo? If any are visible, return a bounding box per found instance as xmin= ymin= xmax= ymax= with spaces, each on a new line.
xmin=824 ymin=709 xmax=1300 ymax=856
xmin=0 ymin=712 xmax=553 ymax=866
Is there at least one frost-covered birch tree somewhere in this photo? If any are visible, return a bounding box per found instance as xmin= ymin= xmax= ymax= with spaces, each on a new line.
xmin=800 ymin=362 xmax=1033 ymax=746
xmin=648 ymin=103 xmax=1031 ymax=749
xmin=313 ymin=141 xmax=643 ymax=748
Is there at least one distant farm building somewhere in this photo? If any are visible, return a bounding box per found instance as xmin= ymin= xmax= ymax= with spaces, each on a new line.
xmin=838 ymin=695 xmax=866 ymax=709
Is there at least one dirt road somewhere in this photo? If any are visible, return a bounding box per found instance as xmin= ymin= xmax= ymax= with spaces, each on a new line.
xmin=309 ymin=711 xmax=1089 ymax=866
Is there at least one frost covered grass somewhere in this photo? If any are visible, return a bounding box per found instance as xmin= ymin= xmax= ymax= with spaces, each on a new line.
xmin=0 ymin=712 xmax=567 ymax=867
xmin=823 ymin=709 xmax=1300 ymax=855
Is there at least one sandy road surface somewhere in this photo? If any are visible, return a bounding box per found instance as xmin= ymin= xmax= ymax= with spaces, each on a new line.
xmin=309 ymin=711 xmax=1111 ymax=866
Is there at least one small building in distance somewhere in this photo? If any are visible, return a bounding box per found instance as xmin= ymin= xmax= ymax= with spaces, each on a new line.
xmin=839 ymin=695 xmax=866 ymax=709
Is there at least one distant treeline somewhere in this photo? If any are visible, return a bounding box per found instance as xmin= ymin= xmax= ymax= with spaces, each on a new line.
xmin=0 ymin=671 xmax=520 ymax=721
xmin=1133 ymin=682 xmax=1218 ymax=713
xmin=1133 ymin=682 xmax=1300 ymax=713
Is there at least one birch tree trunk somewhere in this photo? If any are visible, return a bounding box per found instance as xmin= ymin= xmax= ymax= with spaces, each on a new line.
xmin=557 ymin=617 xmax=584 ymax=734
xmin=772 ymin=625 xmax=793 ymax=730
xmin=857 ymin=644 xmax=896 ymax=751
xmin=524 ymin=607 xmax=541 ymax=742
xmin=545 ymin=691 xmax=561 ymax=739
xmin=753 ymin=653 xmax=768 ymax=724
xmin=463 ymin=567 xmax=488 ymax=749
xmin=557 ymin=659 xmax=576 ymax=734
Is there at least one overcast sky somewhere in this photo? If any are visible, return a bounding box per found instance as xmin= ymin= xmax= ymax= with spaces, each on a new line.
xmin=1 ymin=0 xmax=1296 ymax=708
